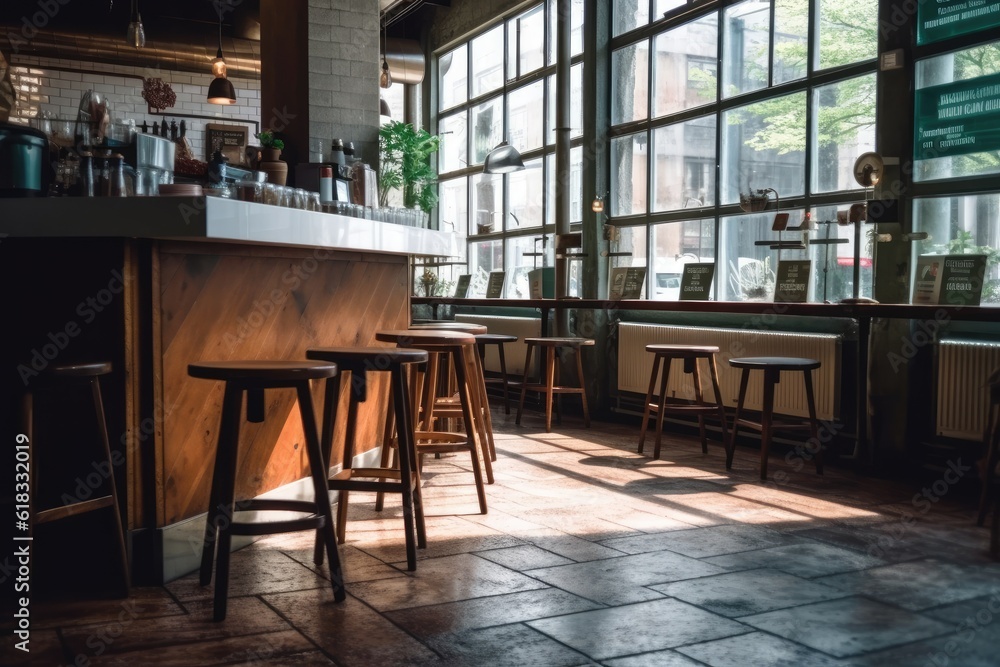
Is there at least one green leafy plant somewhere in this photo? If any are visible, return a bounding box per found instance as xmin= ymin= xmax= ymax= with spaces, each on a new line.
xmin=255 ymin=130 xmax=284 ymax=151
xmin=378 ymin=120 xmax=440 ymax=212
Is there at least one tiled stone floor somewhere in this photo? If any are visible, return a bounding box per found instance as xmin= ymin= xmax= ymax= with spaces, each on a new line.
xmin=8 ymin=413 xmax=1000 ymax=666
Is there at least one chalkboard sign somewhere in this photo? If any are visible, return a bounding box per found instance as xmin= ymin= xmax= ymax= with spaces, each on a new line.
xmin=205 ymin=123 xmax=250 ymax=165
xmin=774 ymin=260 xmax=811 ymax=303
xmin=912 ymin=254 xmax=986 ymax=306
xmin=679 ymin=263 xmax=715 ymax=301
xmin=609 ymin=267 xmax=646 ymax=300
xmin=486 ymin=271 xmax=506 ymax=298
xmin=454 ymin=274 xmax=471 ymax=298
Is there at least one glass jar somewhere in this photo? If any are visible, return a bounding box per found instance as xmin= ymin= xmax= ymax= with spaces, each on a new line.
xmin=236 ymin=179 xmax=262 ymax=203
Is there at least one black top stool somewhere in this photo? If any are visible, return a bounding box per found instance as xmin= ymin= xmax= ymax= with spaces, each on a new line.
xmin=306 ymin=347 xmax=428 ymax=571
xmin=638 ymin=344 xmax=731 ymax=464
xmin=21 ymin=362 xmax=129 ymax=596
xmin=728 ymin=357 xmax=823 ymax=481
xmin=188 ymin=360 xmax=346 ymax=621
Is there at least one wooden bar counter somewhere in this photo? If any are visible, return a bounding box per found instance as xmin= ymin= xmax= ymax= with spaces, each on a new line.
xmin=0 ymin=197 xmax=460 ymax=584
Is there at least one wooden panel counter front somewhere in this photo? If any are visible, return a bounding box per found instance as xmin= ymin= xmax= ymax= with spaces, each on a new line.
xmin=0 ymin=199 xmax=459 ymax=584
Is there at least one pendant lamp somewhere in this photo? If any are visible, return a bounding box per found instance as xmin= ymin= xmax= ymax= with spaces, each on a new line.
xmin=207 ymin=9 xmax=236 ymax=105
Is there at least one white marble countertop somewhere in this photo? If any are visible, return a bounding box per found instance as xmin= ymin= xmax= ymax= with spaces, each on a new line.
xmin=0 ymin=196 xmax=464 ymax=258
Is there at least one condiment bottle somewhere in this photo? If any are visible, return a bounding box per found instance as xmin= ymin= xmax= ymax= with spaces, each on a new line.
xmin=78 ymin=151 xmax=95 ymax=197
xmin=105 ymin=153 xmax=126 ymax=197
xmin=319 ymin=166 xmax=333 ymax=204
xmin=330 ymin=138 xmax=345 ymax=168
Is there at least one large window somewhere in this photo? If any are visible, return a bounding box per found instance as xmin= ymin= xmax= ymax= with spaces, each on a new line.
xmin=432 ymin=1 xmax=584 ymax=297
xmin=610 ymin=0 xmax=877 ymax=301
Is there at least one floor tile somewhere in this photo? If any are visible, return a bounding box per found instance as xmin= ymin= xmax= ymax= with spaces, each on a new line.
xmin=474 ymin=544 xmax=576 ymax=570
xmin=601 ymin=524 xmax=801 ymax=559
xmin=814 ymin=558 xmax=1000 ymax=611
xmin=703 ymin=541 xmax=889 ymax=578
xmin=77 ymin=629 xmax=316 ymax=667
xmin=527 ymin=598 xmax=748 ymax=660
xmin=527 ymin=550 xmax=725 ymax=605
xmin=166 ymin=548 xmax=331 ymax=602
xmin=386 ymin=587 xmax=604 ymax=637
xmin=603 ymin=651 xmax=705 ymax=667
xmin=676 ymin=631 xmax=844 ymax=666
xmin=0 ymin=630 xmax=65 ymax=666
xmin=346 ymin=553 xmax=548 ymax=611
xmin=651 ymin=568 xmax=848 ymax=617
xmin=738 ymin=596 xmax=952 ymax=657
xmin=264 ymin=588 xmax=439 ymax=667
xmin=427 ymin=623 xmax=593 ymax=667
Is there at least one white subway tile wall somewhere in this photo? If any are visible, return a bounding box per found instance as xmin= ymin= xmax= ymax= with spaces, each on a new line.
xmin=9 ymin=55 xmax=261 ymax=164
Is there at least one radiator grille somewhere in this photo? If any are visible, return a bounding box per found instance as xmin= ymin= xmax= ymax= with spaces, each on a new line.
xmin=936 ymin=339 xmax=1000 ymax=440
xmin=618 ymin=323 xmax=841 ymax=421
xmin=454 ymin=315 xmax=541 ymax=376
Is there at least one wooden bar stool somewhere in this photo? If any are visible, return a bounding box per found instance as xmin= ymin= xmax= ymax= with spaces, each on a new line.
xmin=517 ymin=337 xmax=594 ymax=433
xmin=728 ymin=357 xmax=823 ymax=480
xmin=376 ymin=330 xmax=491 ymax=514
xmin=410 ymin=322 xmax=497 ymax=463
xmin=638 ymin=344 xmax=731 ymax=464
xmin=306 ymin=347 xmax=428 ymax=571
xmin=188 ymin=360 xmax=345 ymax=621
xmin=21 ymin=362 xmax=129 ymax=595
xmin=476 ymin=334 xmax=518 ymax=414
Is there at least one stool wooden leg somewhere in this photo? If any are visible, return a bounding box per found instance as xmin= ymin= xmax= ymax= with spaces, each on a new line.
xmin=759 ymin=370 xmax=778 ymax=481
xmin=391 ymin=366 xmax=421 ymax=571
xmin=575 ymin=347 xmax=591 ymax=428
xmin=653 ymin=359 xmax=672 ymax=460
xmin=978 ymin=404 xmax=999 ymax=526
xmin=544 ymin=346 xmax=556 ymax=433
xmin=708 ymin=356 xmax=732 ymax=468
xmin=516 ymin=343 xmax=534 ymax=426
xmin=472 ymin=349 xmax=497 ymax=464
xmin=638 ymin=355 xmax=662 ymax=454
xmin=729 ymin=369 xmax=750 ymax=471
xmin=295 ymin=383 xmax=346 ymax=603
xmin=453 ymin=351 xmax=488 ymax=514
xmin=374 ymin=398 xmax=395 ymax=513
xmin=498 ymin=343 xmax=511 ymax=414
xmin=691 ymin=360 xmax=708 ymax=454
xmin=201 ymin=383 xmax=241 ymax=588
xmin=90 ymin=377 xmax=130 ymax=594
xmin=462 ymin=346 xmax=494 ymax=485
xmin=315 ymin=376 xmax=340 ymax=565
xmin=211 ymin=384 xmax=244 ymax=621
xmin=803 ymin=369 xmax=823 ymax=475
xmin=336 ymin=390 xmax=363 ymax=545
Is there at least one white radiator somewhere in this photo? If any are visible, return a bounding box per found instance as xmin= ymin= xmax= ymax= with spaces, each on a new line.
xmin=454 ymin=315 xmax=541 ymax=376
xmin=618 ymin=323 xmax=841 ymax=421
xmin=936 ymin=339 xmax=1000 ymax=440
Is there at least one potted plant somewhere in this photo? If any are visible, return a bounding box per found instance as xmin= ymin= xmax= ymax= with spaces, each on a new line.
xmin=255 ymin=130 xmax=285 ymax=162
xmin=739 ymin=188 xmax=778 ymax=213
xmin=418 ymin=269 xmax=438 ymax=297
xmin=378 ymin=120 xmax=441 ymax=214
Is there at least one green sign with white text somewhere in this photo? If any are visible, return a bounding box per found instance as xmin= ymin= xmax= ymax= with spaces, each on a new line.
xmin=914 ymin=71 xmax=1000 ymax=161
xmin=917 ymin=0 xmax=1000 ymax=44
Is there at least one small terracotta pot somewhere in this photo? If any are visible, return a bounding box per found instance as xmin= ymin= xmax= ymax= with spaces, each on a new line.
xmin=261 ymin=147 xmax=282 ymax=162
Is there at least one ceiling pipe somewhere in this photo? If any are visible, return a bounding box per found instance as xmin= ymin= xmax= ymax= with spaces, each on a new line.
xmin=383 ymin=37 xmax=425 ymax=84
xmin=0 ymin=26 xmax=261 ymax=79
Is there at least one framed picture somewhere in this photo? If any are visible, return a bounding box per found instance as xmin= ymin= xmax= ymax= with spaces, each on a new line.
xmin=205 ymin=123 xmax=250 ymax=166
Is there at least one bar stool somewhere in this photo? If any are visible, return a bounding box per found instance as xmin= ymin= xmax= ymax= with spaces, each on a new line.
xmin=410 ymin=322 xmax=497 ymax=463
xmin=517 ymin=337 xmax=594 ymax=433
xmin=638 ymin=344 xmax=731 ymax=464
xmin=977 ymin=374 xmax=999 ymax=528
xmin=476 ymin=334 xmax=519 ymax=414
xmin=375 ymin=330 xmax=491 ymax=514
xmin=728 ymin=357 xmax=823 ymax=480
xmin=21 ymin=362 xmax=129 ymax=595
xmin=306 ymin=347 xmax=428 ymax=571
xmin=189 ymin=360 xmax=345 ymax=621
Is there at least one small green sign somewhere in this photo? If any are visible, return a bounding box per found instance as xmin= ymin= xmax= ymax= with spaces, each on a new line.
xmin=915 ymin=71 xmax=1000 ymax=161
xmin=912 ymin=254 xmax=986 ymax=305
xmin=679 ymin=263 xmax=715 ymax=301
xmin=917 ymin=0 xmax=1000 ymax=45
xmin=774 ymin=260 xmax=811 ymax=303
xmin=454 ymin=274 xmax=471 ymax=298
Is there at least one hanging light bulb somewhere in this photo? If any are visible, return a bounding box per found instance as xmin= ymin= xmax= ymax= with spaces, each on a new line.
xmin=126 ymin=0 xmax=145 ymax=49
xmin=380 ymin=58 xmax=392 ymax=88
xmin=207 ymin=8 xmax=236 ymax=105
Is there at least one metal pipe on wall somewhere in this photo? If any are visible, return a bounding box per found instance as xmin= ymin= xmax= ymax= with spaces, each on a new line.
xmin=554 ymin=0 xmax=571 ymax=336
